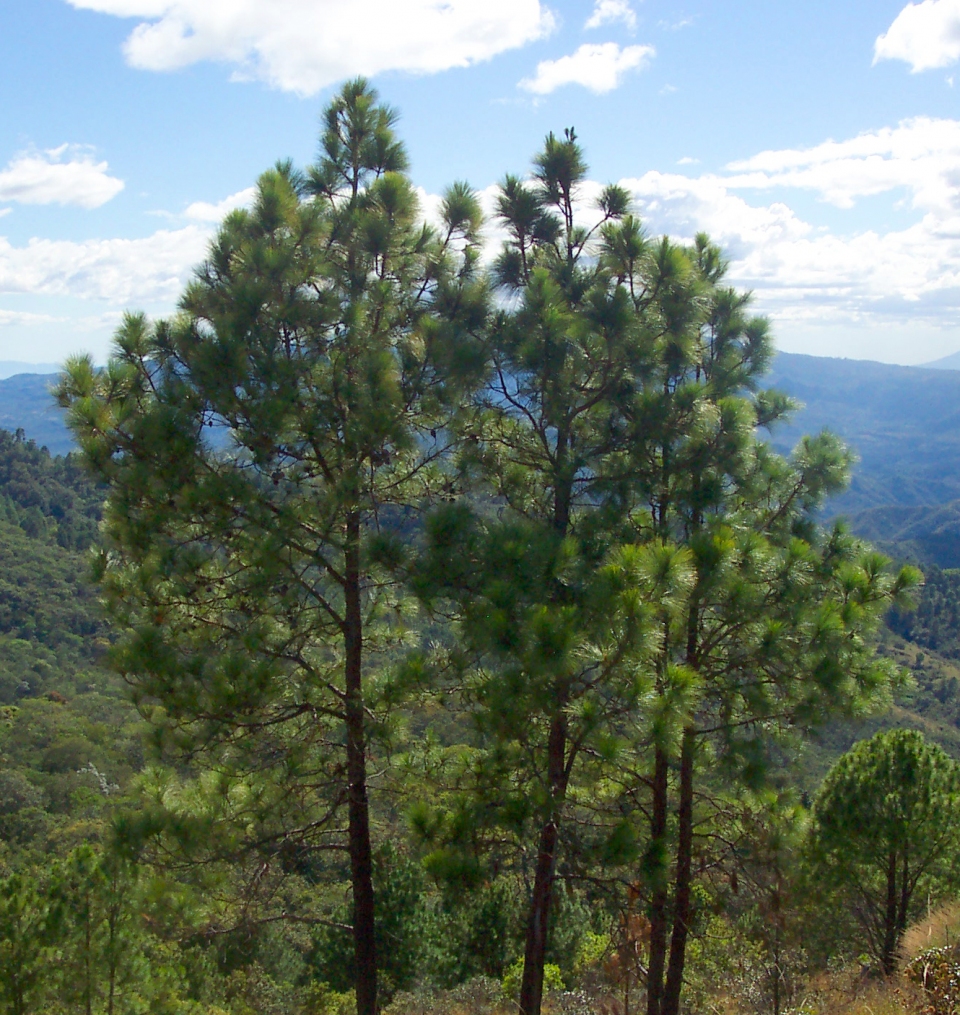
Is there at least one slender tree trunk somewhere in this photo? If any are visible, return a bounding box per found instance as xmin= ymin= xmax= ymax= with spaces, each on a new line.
xmin=882 ymin=848 xmax=898 ymax=975
xmin=772 ymin=943 xmax=781 ymax=1015
xmin=345 ymin=513 xmax=378 ymax=1015
xmin=107 ymin=903 xmax=118 ymax=1015
xmin=519 ymin=713 xmax=568 ymax=1015
xmin=518 ymin=457 xmax=574 ymax=1015
xmin=771 ymin=868 xmax=783 ymax=1015
xmin=108 ymin=960 xmax=116 ymax=1015
xmin=896 ymin=850 xmax=910 ymax=945
xmin=85 ymin=904 xmax=93 ymax=1015
xmin=646 ymin=745 xmax=670 ymax=1015
xmin=661 ymin=728 xmax=695 ymax=1015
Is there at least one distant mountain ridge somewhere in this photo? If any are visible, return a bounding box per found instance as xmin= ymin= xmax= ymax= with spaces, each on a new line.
xmin=0 ymin=361 xmax=59 ymax=379
xmin=921 ymin=350 xmax=960 ymax=370
xmin=0 ymin=374 xmax=72 ymax=455
xmin=844 ymin=501 xmax=960 ymax=568
xmin=4 ymin=350 xmax=960 ymax=527
xmin=766 ymin=353 xmax=960 ymax=515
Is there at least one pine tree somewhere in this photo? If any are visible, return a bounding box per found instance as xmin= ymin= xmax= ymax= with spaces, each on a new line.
xmin=56 ymin=78 xmax=487 ymax=1015
xmin=810 ymin=729 xmax=960 ymax=974
xmin=414 ymin=129 xmax=918 ymax=1015
xmin=0 ymin=872 xmax=50 ymax=1015
xmin=410 ymin=128 xmax=662 ymax=1015
xmin=595 ymin=224 xmax=920 ymax=1015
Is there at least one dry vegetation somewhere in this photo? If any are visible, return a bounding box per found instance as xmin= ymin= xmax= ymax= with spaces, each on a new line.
xmin=371 ymin=907 xmax=960 ymax=1015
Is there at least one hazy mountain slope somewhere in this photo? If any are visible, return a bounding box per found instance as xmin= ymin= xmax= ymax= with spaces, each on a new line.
xmin=921 ymin=350 xmax=960 ymax=370
xmin=844 ymin=501 xmax=960 ymax=568
xmin=766 ymin=353 xmax=960 ymax=514
xmin=2 ymin=351 xmax=960 ymax=510
xmin=0 ymin=373 xmax=72 ymax=455
xmin=0 ymin=362 xmax=58 ymax=379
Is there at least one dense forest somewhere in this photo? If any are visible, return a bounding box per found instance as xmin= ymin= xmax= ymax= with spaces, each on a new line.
xmin=7 ymin=81 xmax=960 ymax=1015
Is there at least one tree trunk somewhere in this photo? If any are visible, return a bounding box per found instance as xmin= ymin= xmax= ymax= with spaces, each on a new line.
xmin=107 ymin=900 xmax=118 ymax=1015
xmin=882 ymin=848 xmax=898 ymax=975
xmin=896 ymin=849 xmax=910 ymax=945
xmin=519 ymin=713 xmax=568 ymax=1015
xmin=84 ymin=899 xmax=93 ymax=1015
xmin=661 ymin=728 xmax=695 ymax=1015
xmin=771 ymin=868 xmax=783 ymax=1015
xmin=345 ymin=513 xmax=378 ymax=1015
xmin=646 ymin=745 xmax=670 ymax=1015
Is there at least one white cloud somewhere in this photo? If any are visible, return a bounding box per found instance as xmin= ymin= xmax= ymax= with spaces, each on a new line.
xmin=0 ymin=310 xmax=64 ymax=327
xmin=616 ymin=119 xmax=960 ymax=328
xmin=519 ymin=42 xmax=654 ymax=94
xmin=623 ymin=168 xmax=957 ymax=325
xmin=11 ymin=121 xmax=960 ymax=362
xmin=875 ymin=0 xmax=960 ymax=72
xmin=677 ymin=156 xmax=699 ymax=165
xmin=0 ymin=146 xmax=124 ymax=209
xmin=724 ymin=116 xmax=960 ymax=211
xmin=585 ymin=0 xmax=637 ymax=32
xmin=65 ymin=0 xmax=555 ymax=96
xmin=658 ymin=17 xmax=693 ymax=31
xmin=184 ymin=186 xmax=257 ymax=222
xmin=0 ymin=226 xmax=209 ymax=304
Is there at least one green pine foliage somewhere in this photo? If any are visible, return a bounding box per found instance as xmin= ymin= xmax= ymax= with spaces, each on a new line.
xmin=6 ymin=83 xmax=960 ymax=1015
xmin=809 ymin=729 xmax=960 ymax=974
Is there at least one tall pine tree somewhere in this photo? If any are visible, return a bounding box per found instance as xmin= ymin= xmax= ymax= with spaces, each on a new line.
xmin=414 ymin=129 xmax=917 ymax=1015
xmin=57 ymin=78 xmax=487 ymax=1015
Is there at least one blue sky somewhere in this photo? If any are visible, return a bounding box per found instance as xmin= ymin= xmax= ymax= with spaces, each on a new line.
xmin=1 ymin=0 xmax=959 ymax=366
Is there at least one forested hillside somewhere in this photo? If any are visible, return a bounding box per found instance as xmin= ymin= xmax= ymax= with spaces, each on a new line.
xmin=5 ymin=87 xmax=960 ymax=1015
xmin=0 ymin=431 xmax=142 ymax=874
xmin=2 ymin=442 xmax=959 ymax=1015
xmin=766 ymin=353 xmax=960 ymax=514
xmin=0 ymin=373 xmax=73 ymax=456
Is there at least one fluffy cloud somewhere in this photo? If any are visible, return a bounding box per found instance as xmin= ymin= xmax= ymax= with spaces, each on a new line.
xmin=65 ymin=0 xmax=554 ymax=95
xmin=0 ymin=310 xmax=64 ymax=327
xmin=875 ymin=0 xmax=960 ymax=71
xmin=724 ymin=116 xmax=960 ymax=211
xmin=184 ymin=187 xmax=257 ymax=222
xmin=584 ymin=0 xmax=637 ymax=32
xmin=615 ymin=118 xmax=960 ymax=327
xmin=0 ymin=146 xmax=124 ymax=209
xmin=518 ymin=42 xmax=654 ymax=94
xmin=9 ymin=117 xmax=960 ymax=358
xmin=0 ymin=226 xmax=209 ymax=304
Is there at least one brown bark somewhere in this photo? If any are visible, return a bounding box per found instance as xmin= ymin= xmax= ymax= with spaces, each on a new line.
xmin=661 ymin=728 xmax=695 ymax=1015
xmin=646 ymin=745 xmax=670 ymax=1015
xmin=519 ymin=713 xmax=569 ymax=1015
xmin=897 ymin=850 xmax=910 ymax=945
xmin=84 ymin=907 xmax=93 ymax=1015
xmin=882 ymin=848 xmax=898 ymax=975
xmin=345 ymin=513 xmax=378 ymax=1015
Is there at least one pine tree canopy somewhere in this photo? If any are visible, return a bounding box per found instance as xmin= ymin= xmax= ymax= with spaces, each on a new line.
xmin=53 ymin=81 xmax=920 ymax=1015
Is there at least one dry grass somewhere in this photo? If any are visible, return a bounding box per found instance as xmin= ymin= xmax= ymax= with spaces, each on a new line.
xmin=382 ymin=982 xmax=617 ymax=1015
xmin=781 ymin=905 xmax=960 ymax=1015
xmin=901 ymin=900 xmax=960 ymax=963
xmin=785 ymin=969 xmax=923 ymax=1015
xmin=381 ymin=908 xmax=960 ymax=1015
